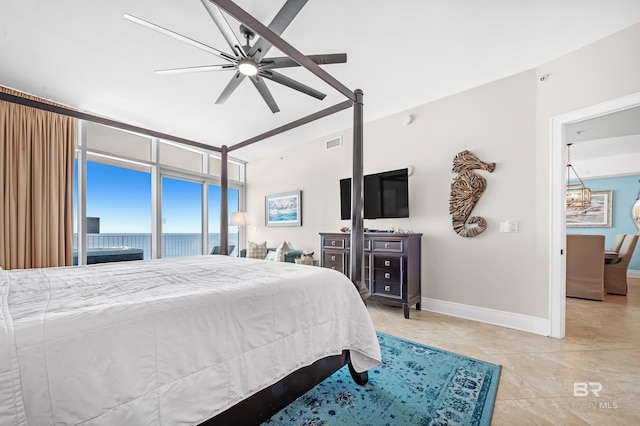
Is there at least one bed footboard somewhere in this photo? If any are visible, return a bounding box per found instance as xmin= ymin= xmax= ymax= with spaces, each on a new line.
xmin=202 ymin=350 xmax=367 ymax=425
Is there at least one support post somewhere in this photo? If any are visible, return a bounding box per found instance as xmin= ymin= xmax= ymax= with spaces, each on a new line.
xmin=350 ymin=89 xmax=369 ymax=298
xmin=220 ymin=145 xmax=229 ymax=255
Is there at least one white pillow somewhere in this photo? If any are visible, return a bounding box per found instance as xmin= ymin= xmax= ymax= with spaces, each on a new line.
xmin=275 ymin=241 xmax=294 ymax=262
xmin=264 ymin=251 xmax=277 ymax=261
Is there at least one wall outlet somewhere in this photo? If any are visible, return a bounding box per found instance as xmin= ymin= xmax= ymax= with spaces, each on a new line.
xmin=500 ymin=220 xmax=519 ymax=233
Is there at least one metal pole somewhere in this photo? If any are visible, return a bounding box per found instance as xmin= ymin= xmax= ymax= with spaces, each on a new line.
xmin=350 ymin=89 xmax=368 ymax=297
xmin=220 ymin=145 xmax=229 ymax=255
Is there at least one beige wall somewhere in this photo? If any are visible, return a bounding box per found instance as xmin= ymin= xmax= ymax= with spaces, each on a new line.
xmin=245 ymin=24 xmax=640 ymax=325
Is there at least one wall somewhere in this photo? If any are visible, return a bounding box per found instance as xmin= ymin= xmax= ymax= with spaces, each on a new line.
xmin=245 ymin=23 xmax=640 ymax=334
xmin=567 ymin=175 xmax=640 ymax=271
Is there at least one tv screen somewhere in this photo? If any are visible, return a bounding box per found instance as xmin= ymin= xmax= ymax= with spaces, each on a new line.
xmin=340 ymin=168 xmax=409 ymax=220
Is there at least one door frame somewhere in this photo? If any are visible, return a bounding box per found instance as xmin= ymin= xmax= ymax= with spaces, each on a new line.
xmin=548 ymin=91 xmax=640 ymax=338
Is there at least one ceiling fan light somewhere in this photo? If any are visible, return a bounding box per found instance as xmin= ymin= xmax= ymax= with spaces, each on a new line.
xmin=238 ymin=58 xmax=258 ymax=76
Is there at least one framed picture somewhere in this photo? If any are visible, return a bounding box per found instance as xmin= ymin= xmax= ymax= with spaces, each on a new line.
xmin=566 ymin=190 xmax=612 ymax=227
xmin=265 ymin=190 xmax=302 ymax=227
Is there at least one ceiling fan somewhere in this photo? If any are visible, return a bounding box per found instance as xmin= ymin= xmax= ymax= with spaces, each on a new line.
xmin=124 ymin=0 xmax=347 ymax=113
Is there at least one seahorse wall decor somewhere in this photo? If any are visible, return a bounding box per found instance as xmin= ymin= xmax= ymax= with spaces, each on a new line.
xmin=449 ymin=150 xmax=496 ymax=237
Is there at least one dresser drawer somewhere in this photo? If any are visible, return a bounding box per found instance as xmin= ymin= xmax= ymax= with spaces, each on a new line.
xmin=323 ymin=237 xmax=347 ymax=249
xmin=372 ymin=239 xmax=403 ymax=252
xmin=373 ymin=268 xmax=402 ymax=283
xmin=372 ymin=256 xmax=401 ymax=270
xmin=373 ymin=281 xmax=401 ymax=298
xmin=323 ymin=252 xmax=346 ymax=272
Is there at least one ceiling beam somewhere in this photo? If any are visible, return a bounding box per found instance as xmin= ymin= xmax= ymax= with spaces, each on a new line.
xmin=210 ymin=0 xmax=356 ymax=102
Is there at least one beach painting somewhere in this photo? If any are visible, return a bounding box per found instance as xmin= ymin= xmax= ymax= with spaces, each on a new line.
xmin=266 ymin=191 xmax=302 ymax=227
xmin=566 ymin=190 xmax=612 ymax=227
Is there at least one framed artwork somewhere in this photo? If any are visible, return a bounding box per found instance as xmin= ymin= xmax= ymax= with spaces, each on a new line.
xmin=265 ymin=190 xmax=302 ymax=227
xmin=566 ymin=190 xmax=612 ymax=228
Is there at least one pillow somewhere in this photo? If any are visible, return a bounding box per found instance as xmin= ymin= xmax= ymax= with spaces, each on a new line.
xmin=275 ymin=241 xmax=294 ymax=262
xmin=246 ymin=241 xmax=267 ymax=259
xmin=264 ymin=251 xmax=277 ymax=261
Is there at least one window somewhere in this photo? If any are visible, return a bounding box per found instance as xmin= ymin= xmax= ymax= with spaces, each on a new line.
xmin=162 ymin=177 xmax=203 ymax=258
xmin=74 ymin=121 xmax=245 ymax=264
xmin=208 ymin=185 xmax=239 ymax=256
xmin=74 ymin=158 xmax=151 ymax=264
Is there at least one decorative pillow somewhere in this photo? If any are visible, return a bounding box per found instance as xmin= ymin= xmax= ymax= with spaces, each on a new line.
xmin=246 ymin=241 xmax=267 ymax=259
xmin=275 ymin=241 xmax=294 ymax=262
xmin=264 ymin=251 xmax=277 ymax=261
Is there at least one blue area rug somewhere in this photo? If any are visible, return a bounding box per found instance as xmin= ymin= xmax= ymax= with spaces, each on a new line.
xmin=264 ymin=332 xmax=501 ymax=426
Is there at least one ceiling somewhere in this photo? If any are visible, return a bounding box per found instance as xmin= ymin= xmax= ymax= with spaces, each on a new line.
xmin=567 ymin=105 xmax=640 ymax=161
xmin=1 ymin=0 xmax=639 ymax=161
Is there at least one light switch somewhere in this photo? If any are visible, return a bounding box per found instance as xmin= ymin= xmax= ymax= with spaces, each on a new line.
xmin=500 ymin=220 xmax=519 ymax=233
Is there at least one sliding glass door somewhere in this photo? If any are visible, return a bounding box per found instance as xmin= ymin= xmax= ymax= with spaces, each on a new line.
xmin=161 ymin=177 xmax=203 ymax=258
xmin=208 ymin=185 xmax=239 ymax=256
xmin=74 ymin=159 xmax=151 ymax=263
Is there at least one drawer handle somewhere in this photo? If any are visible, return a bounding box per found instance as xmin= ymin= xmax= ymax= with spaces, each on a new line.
xmin=384 ymin=272 xmax=391 ymax=279
xmin=384 ymin=260 xmax=390 ymax=267
xmin=331 ymin=241 xmax=336 ymax=246
xmin=384 ymin=285 xmax=391 ymax=292
xmin=385 ymin=243 xmax=390 ymax=248
xmin=331 ymin=255 xmax=336 ymax=261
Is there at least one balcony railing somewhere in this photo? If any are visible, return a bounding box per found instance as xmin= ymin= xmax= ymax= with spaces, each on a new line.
xmin=73 ymin=233 xmax=239 ymax=260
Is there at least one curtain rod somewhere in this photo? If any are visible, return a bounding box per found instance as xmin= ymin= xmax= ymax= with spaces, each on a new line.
xmin=0 ymin=91 xmax=222 ymax=153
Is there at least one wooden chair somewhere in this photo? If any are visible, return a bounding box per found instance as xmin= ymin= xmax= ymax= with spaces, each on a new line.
xmin=604 ymin=234 xmax=638 ymax=295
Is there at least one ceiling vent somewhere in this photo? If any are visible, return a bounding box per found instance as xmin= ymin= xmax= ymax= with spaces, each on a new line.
xmin=325 ymin=136 xmax=343 ymax=150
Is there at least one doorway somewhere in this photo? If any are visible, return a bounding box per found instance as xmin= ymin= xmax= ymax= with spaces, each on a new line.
xmin=549 ymin=91 xmax=640 ymax=338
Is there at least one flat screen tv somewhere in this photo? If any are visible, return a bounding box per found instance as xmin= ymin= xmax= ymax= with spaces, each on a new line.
xmin=340 ymin=168 xmax=409 ymax=220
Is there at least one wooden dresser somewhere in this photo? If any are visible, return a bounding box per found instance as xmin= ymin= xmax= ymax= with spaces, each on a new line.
xmin=319 ymin=232 xmax=422 ymax=318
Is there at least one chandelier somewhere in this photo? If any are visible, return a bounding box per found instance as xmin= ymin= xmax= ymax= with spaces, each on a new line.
xmin=566 ymin=143 xmax=591 ymax=209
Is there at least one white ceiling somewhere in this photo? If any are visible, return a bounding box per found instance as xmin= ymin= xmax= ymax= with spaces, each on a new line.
xmin=567 ymin=105 xmax=640 ymax=163
xmin=1 ymin=0 xmax=640 ymax=161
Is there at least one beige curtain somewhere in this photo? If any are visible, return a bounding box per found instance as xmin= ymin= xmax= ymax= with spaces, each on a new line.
xmin=0 ymin=86 xmax=76 ymax=270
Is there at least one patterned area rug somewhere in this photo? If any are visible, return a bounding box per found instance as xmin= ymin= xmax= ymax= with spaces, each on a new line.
xmin=264 ymin=332 xmax=501 ymax=426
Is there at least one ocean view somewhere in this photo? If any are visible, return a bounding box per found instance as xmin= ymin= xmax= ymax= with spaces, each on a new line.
xmin=73 ymin=233 xmax=240 ymax=259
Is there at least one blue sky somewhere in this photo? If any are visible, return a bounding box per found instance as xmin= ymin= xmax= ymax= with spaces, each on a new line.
xmin=74 ymin=161 xmax=238 ymax=234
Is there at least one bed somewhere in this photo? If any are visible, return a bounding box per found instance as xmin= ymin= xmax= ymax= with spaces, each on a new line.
xmin=1 ymin=1 xmax=376 ymax=423
xmin=0 ymin=255 xmax=381 ymax=425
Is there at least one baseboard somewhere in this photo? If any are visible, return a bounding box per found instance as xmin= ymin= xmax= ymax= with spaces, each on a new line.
xmin=420 ymin=297 xmax=550 ymax=337
xmin=628 ymin=269 xmax=640 ymax=278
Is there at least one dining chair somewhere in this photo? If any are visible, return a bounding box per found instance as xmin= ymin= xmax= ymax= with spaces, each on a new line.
xmin=607 ymin=233 xmax=625 ymax=254
xmin=604 ymin=234 xmax=638 ymax=295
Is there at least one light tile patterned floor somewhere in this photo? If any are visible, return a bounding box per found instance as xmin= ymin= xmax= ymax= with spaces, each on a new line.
xmin=366 ymin=278 xmax=640 ymax=425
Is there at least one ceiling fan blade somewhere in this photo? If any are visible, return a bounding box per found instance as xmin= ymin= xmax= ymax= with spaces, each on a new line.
xmin=261 ymin=70 xmax=326 ymax=100
xmin=261 ymin=53 xmax=347 ymax=70
xmin=199 ymin=0 xmax=245 ymax=57
xmin=249 ymin=76 xmax=280 ymax=113
xmin=124 ymin=13 xmax=235 ymax=62
xmin=155 ymin=64 xmax=236 ymax=75
xmin=216 ymin=71 xmax=247 ymax=104
xmin=248 ymin=0 xmax=308 ymax=61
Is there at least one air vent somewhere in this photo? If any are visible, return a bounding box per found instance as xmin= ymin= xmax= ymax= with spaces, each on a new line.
xmin=325 ymin=136 xmax=342 ymax=150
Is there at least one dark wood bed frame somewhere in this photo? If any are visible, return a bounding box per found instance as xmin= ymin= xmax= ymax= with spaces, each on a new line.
xmin=202 ymin=351 xmax=368 ymax=425
xmin=0 ymin=0 xmax=372 ymax=423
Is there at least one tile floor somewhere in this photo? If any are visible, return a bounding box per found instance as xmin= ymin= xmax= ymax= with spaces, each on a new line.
xmin=366 ymin=277 xmax=640 ymax=425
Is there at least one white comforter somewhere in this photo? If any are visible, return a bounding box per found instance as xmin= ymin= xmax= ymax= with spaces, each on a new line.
xmin=0 ymin=255 xmax=381 ymax=425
